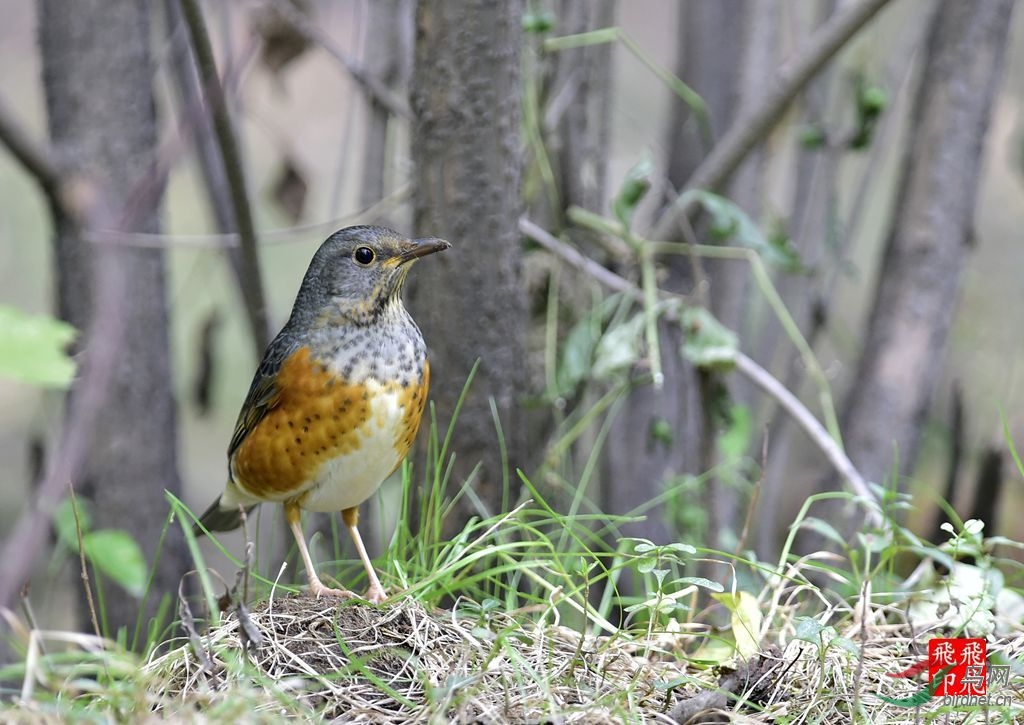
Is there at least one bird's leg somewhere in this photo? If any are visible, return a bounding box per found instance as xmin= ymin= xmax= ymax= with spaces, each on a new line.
xmin=341 ymin=506 xmax=387 ymax=603
xmin=284 ymin=502 xmax=354 ymax=598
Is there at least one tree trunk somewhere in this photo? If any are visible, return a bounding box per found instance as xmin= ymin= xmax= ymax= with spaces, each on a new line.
xmin=601 ymin=2 xmax=748 ymax=550
xmin=759 ymin=1 xmax=926 ymax=558
xmin=39 ymin=0 xmax=186 ymax=634
xmin=598 ymin=3 xmax=740 ymax=550
xmin=547 ymin=0 xmax=616 ymax=228
xmin=756 ymin=0 xmax=839 ymax=558
xmin=822 ymin=0 xmax=1014 ymax=534
xmin=707 ymin=0 xmax=778 ymax=335
xmin=664 ymin=0 xmax=745 ymax=196
xmin=410 ymin=0 xmax=526 ymax=529
xmin=522 ymin=0 xmax=617 ymax=504
xmin=705 ymin=0 xmax=780 ymax=548
xmin=602 ymin=326 xmax=709 ymax=546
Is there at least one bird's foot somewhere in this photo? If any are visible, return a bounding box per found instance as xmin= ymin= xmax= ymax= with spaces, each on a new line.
xmin=306 ymin=578 xmax=386 ymax=603
xmin=308 ymin=580 xmax=358 ymax=599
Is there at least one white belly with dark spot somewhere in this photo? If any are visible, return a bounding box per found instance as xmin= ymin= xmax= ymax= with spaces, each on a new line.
xmin=300 ymin=385 xmax=405 ymax=512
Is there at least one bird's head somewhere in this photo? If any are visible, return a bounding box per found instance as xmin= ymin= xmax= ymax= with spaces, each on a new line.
xmin=293 ymin=226 xmax=450 ymax=326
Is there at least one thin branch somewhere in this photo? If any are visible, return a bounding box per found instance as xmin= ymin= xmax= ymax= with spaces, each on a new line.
xmin=0 ymin=94 xmax=65 ymax=203
xmin=268 ymin=0 xmax=412 ymax=120
xmin=520 ymin=215 xmax=879 ymax=518
xmin=68 ymin=484 xmax=102 ymax=639
xmin=651 ymin=0 xmax=894 ymax=241
xmin=179 ymin=0 xmax=270 ymax=356
xmin=733 ymin=352 xmax=879 ymax=525
xmin=736 ymin=432 xmax=768 ymax=556
xmin=520 ymin=217 xmax=640 ymax=300
xmin=87 ymin=183 xmax=411 ymax=249
xmin=165 ymin=0 xmax=244 ymax=276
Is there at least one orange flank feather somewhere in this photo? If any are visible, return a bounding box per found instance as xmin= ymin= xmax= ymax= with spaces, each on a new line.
xmin=230 ymin=347 xmax=429 ymax=503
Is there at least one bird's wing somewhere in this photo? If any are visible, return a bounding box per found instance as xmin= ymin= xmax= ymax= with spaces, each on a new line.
xmin=227 ymin=333 xmax=302 ymax=461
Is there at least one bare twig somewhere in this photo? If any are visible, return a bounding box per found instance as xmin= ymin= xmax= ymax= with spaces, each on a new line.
xmin=87 ymin=183 xmax=411 ymax=249
xmin=179 ymin=0 xmax=270 ymax=356
xmin=268 ymin=0 xmax=412 ymax=120
xmin=520 ymin=217 xmax=640 ymax=300
xmin=651 ymin=0 xmax=894 ymax=241
xmin=733 ymin=353 xmax=879 ymax=524
xmin=164 ymin=0 xmax=246 ymax=276
xmin=68 ymin=485 xmax=102 ymax=640
xmin=520 ymin=216 xmax=879 ymax=518
xmin=737 ymin=431 xmax=768 ymax=557
xmin=0 ymin=95 xmax=64 ymax=197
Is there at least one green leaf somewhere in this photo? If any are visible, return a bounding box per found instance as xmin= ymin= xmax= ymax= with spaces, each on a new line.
xmin=766 ymin=222 xmax=801 ymax=271
xmin=637 ymin=557 xmax=658 ymax=574
xmin=655 ymin=674 xmax=698 ymax=691
xmin=54 ymin=498 xmax=148 ymax=597
xmin=627 ymin=538 xmax=655 ymax=552
xmin=713 ymin=591 xmax=762 ymax=660
xmin=672 ymin=576 xmax=723 ymax=592
xmin=664 ymin=543 xmax=697 ymax=556
xmin=858 ymin=85 xmax=887 ymax=115
xmin=799 ymin=517 xmax=846 ymax=547
xmin=649 ymin=417 xmax=673 ymax=447
xmin=717 ymin=404 xmax=751 ymax=463
xmin=906 ymin=544 xmax=956 ymax=572
xmin=856 ymin=530 xmax=893 ymax=554
xmin=522 ymin=11 xmax=556 ymax=34
xmin=793 ymin=617 xmax=827 ymax=646
xmin=555 ymin=296 xmax=619 ymax=395
xmin=82 ymin=529 xmax=148 ymax=598
xmin=680 ymin=307 xmax=738 ymax=371
xmin=555 ymin=315 xmax=597 ymax=395
xmin=592 ymin=314 xmax=645 ymax=380
xmin=691 ymin=638 xmax=739 ymax=666
xmin=612 ymin=154 xmax=653 ymax=229
xmin=963 ymin=518 xmax=985 ymax=537
xmin=733 ymin=593 xmax=765 ymax=659
xmin=0 ymin=305 xmax=77 ymax=388
xmin=684 ymin=190 xmax=756 ymax=241
xmin=799 ymin=123 xmax=827 ymax=149
xmin=832 ymin=636 xmax=860 ymax=657
xmin=53 ymin=498 xmax=93 ymax=547
xmin=654 ymin=597 xmax=677 ymax=615
xmin=849 ymin=76 xmax=888 ymax=149
xmin=676 ymin=190 xmax=803 ymax=272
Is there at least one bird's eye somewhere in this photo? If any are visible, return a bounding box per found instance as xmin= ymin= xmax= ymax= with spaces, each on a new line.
xmin=353 ymin=246 xmax=375 ymax=265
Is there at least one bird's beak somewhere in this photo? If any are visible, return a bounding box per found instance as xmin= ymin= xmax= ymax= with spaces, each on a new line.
xmin=398 ymin=237 xmax=451 ymax=263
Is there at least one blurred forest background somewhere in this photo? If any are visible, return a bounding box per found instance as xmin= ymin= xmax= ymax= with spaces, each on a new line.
xmin=1 ymin=0 xmax=1023 ymax=639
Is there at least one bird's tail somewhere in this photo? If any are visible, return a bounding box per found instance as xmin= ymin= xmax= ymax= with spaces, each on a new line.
xmin=193 ymin=496 xmax=257 ymax=535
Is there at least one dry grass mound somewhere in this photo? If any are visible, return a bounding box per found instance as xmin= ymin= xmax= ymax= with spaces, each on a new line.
xmin=149 ymin=594 xmax=702 ymax=722
xmin=4 ymin=586 xmax=1023 ymax=722
xmin=140 ymin=589 xmax=1024 ymax=724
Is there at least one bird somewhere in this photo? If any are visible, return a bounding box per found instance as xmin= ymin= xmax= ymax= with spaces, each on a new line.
xmin=194 ymin=225 xmax=450 ymax=602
